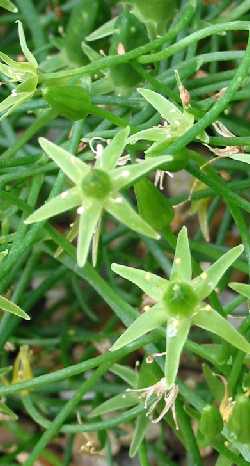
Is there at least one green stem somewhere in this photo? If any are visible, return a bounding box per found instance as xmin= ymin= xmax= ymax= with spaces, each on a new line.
xmin=139 ymin=21 xmax=250 ymax=63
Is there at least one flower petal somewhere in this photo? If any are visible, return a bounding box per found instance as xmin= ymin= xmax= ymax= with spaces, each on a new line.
xmin=165 ymin=318 xmax=190 ymax=388
xmin=193 ymin=306 xmax=250 ymax=354
xmin=39 ymin=138 xmax=89 ymax=184
xmin=96 ymin=126 xmax=130 ymax=171
xmin=192 ymin=244 xmax=244 ymax=300
xmin=112 ymin=155 xmax=172 ymax=190
xmin=110 ymin=304 xmax=167 ymax=352
xmin=24 ymin=188 xmax=81 ymax=224
xmin=111 ymin=263 xmax=168 ymax=301
xmin=0 ymin=295 xmax=30 ymax=320
xmin=138 ymin=88 xmax=183 ymax=122
xmin=77 ymin=201 xmax=103 ymax=267
xmin=229 ymin=282 xmax=250 ymax=299
xmin=17 ymin=21 xmax=38 ymax=67
xmin=105 ymin=195 xmax=160 ymax=239
xmin=170 ymin=226 xmax=191 ymax=282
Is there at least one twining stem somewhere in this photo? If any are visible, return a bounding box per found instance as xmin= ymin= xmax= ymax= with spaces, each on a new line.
xmin=138 ymin=21 xmax=250 ymax=63
xmin=40 ymin=0 xmax=196 ymax=82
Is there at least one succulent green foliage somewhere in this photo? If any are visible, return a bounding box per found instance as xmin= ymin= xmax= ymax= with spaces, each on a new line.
xmin=0 ymin=21 xmax=38 ymax=119
xmin=111 ymin=227 xmax=250 ymax=388
xmin=25 ymin=128 xmax=173 ymax=267
xmin=0 ymin=0 xmax=17 ymax=12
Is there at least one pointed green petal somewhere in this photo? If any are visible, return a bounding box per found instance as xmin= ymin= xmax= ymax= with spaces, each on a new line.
xmin=0 ymin=93 xmax=30 ymax=120
xmin=0 ymin=0 xmax=17 ymax=13
xmin=25 ymin=188 xmax=81 ymax=224
xmin=89 ymin=392 xmax=138 ymax=418
xmin=17 ymin=21 xmax=38 ymax=67
xmin=77 ymin=201 xmax=103 ymax=267
xmin=170 ymin=226 xmax=191 ymax=282
xmin=128 ymin=127 xmax=167 ymax=144
xmin=193 ymin=306 xmax=250 ymax=354
xmin=105 ymin=195 xmax=160 ymax=239
xmin=112 ymin=155 xmax=173 ymax=190
xmin=111 ymin=363 xmax=138 ymax=388
xmin=192 ymin=244 xmax=244 ymax=301
xmin=129 ymin=413 xmax=149 ymax=457
xmin=138 ymin=88 xmax=183 ymax=123
xmin=110 ymin=305 xmax=167 ymax=352
xmin=165 ymin=318 xmax=190 ymax=388
xmin=229 ymin=282 xmax=250 ymax=299
xmin=39 ymin=138 xmax=89 ymax=184
xmin=0 ymin=295 xmax=30 ymax=320
xmin=96 ymin=126 xmax=130 ymax=171
xmin=111 ymin=263 xmax=168 ymax=301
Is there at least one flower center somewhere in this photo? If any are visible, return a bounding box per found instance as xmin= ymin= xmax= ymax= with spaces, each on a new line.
xmin=163 ymin=281 xmax=198 ymax=318
xmin=81 ymin=169 xmax=112 ymax=199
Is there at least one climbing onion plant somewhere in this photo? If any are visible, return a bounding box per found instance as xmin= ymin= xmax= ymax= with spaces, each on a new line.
xmin=2 ymin=1 xmax=250 ymax=465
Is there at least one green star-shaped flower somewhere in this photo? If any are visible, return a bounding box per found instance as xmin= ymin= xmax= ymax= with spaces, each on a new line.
xmin=110 ymin=227 xmax=250 ymax=389
xmin=128 ymin=88 xmax=194 ymax=150
xmin=25 ymin=127 xmax=172 ymax=267
xmin=0 ymin=21 xmax=38 ymax=120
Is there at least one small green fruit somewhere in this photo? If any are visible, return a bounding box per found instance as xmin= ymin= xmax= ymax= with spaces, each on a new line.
xmin=227 ymin=396 xmax=250 ymax=444
xmin=82 ymin=169 xmax=112 ymax=199
xmin=43 ymin=85 xmax=91 ymax=121
xmin=163 ymin=281 xmax=198 ymax=317
xmin=199 ymin=405 xmax=223 ymax=442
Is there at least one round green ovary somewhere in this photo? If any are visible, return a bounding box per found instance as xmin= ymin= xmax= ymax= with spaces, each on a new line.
xmin=81 ymin=169 xmax=112 ymax=200
xmin=163 ymin=281 xmax=198 ymax=318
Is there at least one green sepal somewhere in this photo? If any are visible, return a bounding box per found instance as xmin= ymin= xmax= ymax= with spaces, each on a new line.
xmin=229 ymin=282 xmax=250 ymax=300
xmin=192 ymin=245 xmax=244 ymax=300
xmin=96 ymin=126 xmax=130 ymax=171
xmin=111 ymin=263 xmax=168 ymax=301
xmin=110 ymin=304 xmax=167 ymax=352
xmin=89 ymin=392 xmax=138 ymax=418
xmin=24 ymin=188 xmax=81 ymax=224
xmin=138 ymin=88 xmax=194 ymax=130
xmin=0 ymin=295 xmax=30 ymax=320
xmin=165 ymin=317 xmax=190 ymax=388
xmin=39 ymin=138 xmax=89 ymax=184
xmin=77 ymin=201 xmax=103 ymax=267
xmin=112 ymin=154 xmax=173 ymax=191
xmin=0 ymin=0 xmax=17 ymax=12
xmin=135 ymin=178 xmax=174 ymax=234
xmin=105 ymin=195 xmax=160 ymax=240
xmin=43 ymin=85 xmax=91 ymax=121
xmin=193 ymin=306 xmax=250 ymax=354
xmin=171 ymin=226 xmax=192 ymax=282
xmin=111 ymin=363 xmax=138 ymax=388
